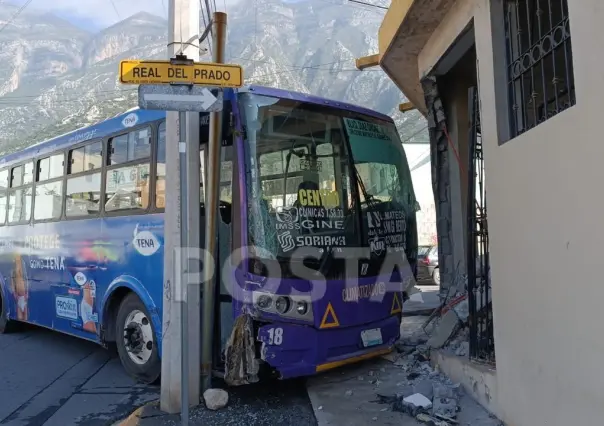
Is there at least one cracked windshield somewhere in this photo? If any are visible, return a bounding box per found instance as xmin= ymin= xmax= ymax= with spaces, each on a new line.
xmin=240 ymin=93 xmax=415 ymax=260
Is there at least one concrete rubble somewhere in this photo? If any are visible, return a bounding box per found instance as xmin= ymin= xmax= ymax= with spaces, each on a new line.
xmin=307 ymin=286 xmax=501 ymax=426
xmin=307 ymin=317 xmax=502 ymax=426
xmin=202 ymin=388 xmax=229 ymax=411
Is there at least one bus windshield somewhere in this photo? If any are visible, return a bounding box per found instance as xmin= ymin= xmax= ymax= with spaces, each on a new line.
xmin=239 ymin=93 xmax=415 ymax=263
xmin=344 ymin=117 xmax=416 ymax=256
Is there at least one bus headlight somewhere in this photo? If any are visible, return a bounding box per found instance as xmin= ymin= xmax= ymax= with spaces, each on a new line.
xmin=275 ymin=296 xmax=291 ymax=314
xmin=256 ymin=294 xmax=273 ymax=310
xmin=296 ymin=300 xmax=308 ymax=315
xmin=251 ymin=292 xmax=313 ymax=322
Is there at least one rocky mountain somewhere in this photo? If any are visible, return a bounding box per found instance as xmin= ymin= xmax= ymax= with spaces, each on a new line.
xmin=0 ymin=0 xmax=427 ymax=155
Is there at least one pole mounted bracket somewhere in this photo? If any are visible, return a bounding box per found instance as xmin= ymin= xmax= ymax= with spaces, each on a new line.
xmin=170 ymin=54 xmax=194 ymax=66
xmin=169 ymin=54 xmax=195 ymax=87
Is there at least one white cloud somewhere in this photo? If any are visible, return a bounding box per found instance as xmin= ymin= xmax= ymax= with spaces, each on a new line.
xmin=24 ymin=0 xmax=240 ymax=28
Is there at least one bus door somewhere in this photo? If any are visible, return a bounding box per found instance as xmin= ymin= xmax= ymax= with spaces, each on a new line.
xmin=198 ymin=106 xmax=236 ymax=362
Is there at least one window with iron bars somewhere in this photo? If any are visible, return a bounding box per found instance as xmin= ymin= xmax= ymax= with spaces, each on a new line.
xmin=504 ymin=0 xmax=575 ymax=138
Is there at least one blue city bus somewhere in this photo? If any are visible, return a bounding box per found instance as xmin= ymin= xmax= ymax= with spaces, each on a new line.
xmin=0 ymin=85 xmax=418 ymax=384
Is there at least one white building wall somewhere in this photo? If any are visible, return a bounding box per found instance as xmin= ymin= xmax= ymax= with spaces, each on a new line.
xmin=405 ymin=145 xmax=437 ymax=245
xmin=417 ymin=0 xmax=604 ymax=425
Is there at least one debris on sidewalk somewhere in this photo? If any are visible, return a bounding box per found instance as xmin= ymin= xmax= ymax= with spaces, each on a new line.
xmin=416 ymin=413 xmax=454 ymax=425
xmin=203 ymin=388 xmax=229 ymax=410
xmin=401 ymin=393 xmax=432 ymax=416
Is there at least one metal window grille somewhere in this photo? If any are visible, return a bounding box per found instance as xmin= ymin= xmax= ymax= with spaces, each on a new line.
xmin=504 ymin=0 xmax=575 ymax=137
xmin=467 ymin=86 xmax=495 ymax=365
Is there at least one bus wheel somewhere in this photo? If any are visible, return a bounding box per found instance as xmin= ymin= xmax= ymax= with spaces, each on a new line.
xmin=0 ymin=292 xmax=14 ymax=334
xmin=115 ymin=293 xmax=160 ymax=384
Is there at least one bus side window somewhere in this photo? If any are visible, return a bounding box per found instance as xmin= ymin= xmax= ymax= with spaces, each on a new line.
xmin=156 ymin=121 xmax=166 ymax=209
xmin=34 ymin=153 xmax=64 ymax=222
xmin=0 ymin=169 xmax=8 ymax=226
xmin=7 ymin=162 xmax=33 ymax=224
xmin=65 ymin=141 xmax=103 ymax=218
xmin=106 ymin=127 xmax=152 ymax=213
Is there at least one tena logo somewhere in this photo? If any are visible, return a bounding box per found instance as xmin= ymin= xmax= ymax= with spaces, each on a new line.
xmin=132 ymin=224 xmax=160 ymax=256
xmin=74 ymin=272 xmax=87 ymax=286
xmin=122 ymin=113 xmax=139 ymax=128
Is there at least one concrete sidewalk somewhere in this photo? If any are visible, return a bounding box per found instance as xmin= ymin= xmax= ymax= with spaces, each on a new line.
xmin=117 ymin=380 xmax=316 ymax=426
xmin=305 ymin=317 xmax=503 ymax=426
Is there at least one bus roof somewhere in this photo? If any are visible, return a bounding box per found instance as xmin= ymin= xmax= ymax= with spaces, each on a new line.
xmin=242 ymin=85 xmax=393 ymax=122
xmin=0 ymin=86 xmax=394 ymax=168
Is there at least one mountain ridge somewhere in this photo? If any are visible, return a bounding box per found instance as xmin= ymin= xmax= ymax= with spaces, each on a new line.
xmin=0 ymin=0 xmax=427 ymax=155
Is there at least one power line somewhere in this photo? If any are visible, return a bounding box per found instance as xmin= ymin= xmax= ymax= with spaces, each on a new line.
xmin=203 ymin=0 xmax=214 ymax=55
xmin=253 ymin=0 xmax=258 ymax=76
xmin=0 ymin=0 xmax=33 ymax=35
xmin=108 ymin=0 xmax=121 ymax=20
xmin=401 ymin=125 xmax=429 ymax=144
xmin=0 ymin=64 xmax=384 ymax=105
xmin=348 ymin=0 xmax=388 ymax=10
xmin=314 ymin=0 xmax=383 ymax=14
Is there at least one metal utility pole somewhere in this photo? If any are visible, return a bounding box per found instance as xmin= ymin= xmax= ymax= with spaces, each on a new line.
xmin=200 ymin=11 xmax=227 ymax=392
xmin=161 ymin=0 xmax=201 ymax=417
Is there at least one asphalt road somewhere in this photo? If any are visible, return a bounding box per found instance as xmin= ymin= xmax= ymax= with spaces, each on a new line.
xmin=0 ymin=286 xmax=438 ymax=426
xmin=0 ymin=325 xmax=158 ymax=426
xmin=0 ymin=326 xmax=315 ymax=426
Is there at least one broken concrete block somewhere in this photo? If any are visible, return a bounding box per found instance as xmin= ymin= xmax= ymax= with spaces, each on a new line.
xmin=203 ymin=388 xmax=229 ymax=410
xmin=395 ymin=385 xmax=415 ymax=400
xmin=455 ymin=341 xmax=469 ymax=357
xmin=432 ymin=397 xmax=458 ymax=418
xmin=433 ymin=383 xmax=458 ymax=399
xmin=452 ymin=299 xmax=469 ymax=322
xmin=426 ymin=310 xmax=461 ymax=349
xmin=400 ymin=393 xmax=432 ymax=417
xmin=413 ymin=380 xmax=434 ymax=400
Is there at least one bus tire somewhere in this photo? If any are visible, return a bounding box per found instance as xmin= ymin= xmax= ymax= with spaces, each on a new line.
xmin=115 ymin=293 xmax=161 ymax=384
xmin=0 ymin=292 xmax=14 ymax=334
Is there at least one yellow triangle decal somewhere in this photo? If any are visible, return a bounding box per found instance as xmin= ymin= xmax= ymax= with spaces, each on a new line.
xmin=320 ymin=302 xmax=340 ymax=329
xmin=390 ymin=292 xmax=402 ymax=315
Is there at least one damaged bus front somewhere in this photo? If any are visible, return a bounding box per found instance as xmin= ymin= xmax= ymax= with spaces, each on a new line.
xmin=224 ymin=86 xmax=419 ymax=383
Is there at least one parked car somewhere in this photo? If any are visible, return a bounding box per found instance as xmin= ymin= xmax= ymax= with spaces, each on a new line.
xmin=417 ymin=245 xmax=439 ymax=285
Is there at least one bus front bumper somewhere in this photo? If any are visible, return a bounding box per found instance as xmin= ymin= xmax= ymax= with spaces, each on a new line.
xmin=257 ymin=315 xmax=400 ymax=379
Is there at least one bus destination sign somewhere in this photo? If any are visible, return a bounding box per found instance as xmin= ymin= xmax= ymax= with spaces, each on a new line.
xmin=119 ymin=60 xmax=243 ymax=88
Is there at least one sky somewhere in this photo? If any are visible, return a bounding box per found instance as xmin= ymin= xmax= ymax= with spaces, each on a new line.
xmin=9 ymin=0 xmax=241 ymax=31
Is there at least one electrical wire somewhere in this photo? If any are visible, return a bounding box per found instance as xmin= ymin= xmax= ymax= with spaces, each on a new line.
xmin=401 ymin=125 xmax=428 ymax=144
xmin=0 ymin=0 xmax=33 ymax=35
xmin=314 ymin=0 xmax=383 ymax=15
xmin=253 ymin=0 xmax=258 ymax=76
xmin=108 ymin=0 xmax=121 ymax=20
xmin=348 ymin=0 xmax=388 ymax=10
xmin=0 ymin=57 xmax=374 ymax=104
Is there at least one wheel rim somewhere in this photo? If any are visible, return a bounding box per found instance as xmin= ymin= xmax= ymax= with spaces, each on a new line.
xmin=434 ymin=270 xmax=440 ymax=284
xmin=123 ymin=309 xmax=153 ymax=365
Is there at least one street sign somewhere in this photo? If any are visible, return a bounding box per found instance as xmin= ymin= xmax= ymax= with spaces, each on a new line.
xmin=120 ymin=60 xmax=243 ymax=87
xmin=138 ymin=85 xmax=223 ymax=112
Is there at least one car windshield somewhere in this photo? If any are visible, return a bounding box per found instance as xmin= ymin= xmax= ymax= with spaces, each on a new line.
xmin=239 ymin=92 xmax=416 ymax=263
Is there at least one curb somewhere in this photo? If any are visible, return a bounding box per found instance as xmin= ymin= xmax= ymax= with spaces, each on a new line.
xmin=402 ymin=308 xmax=435 ymax=317
xmin=117 ymin=400 xmax=160 ymax=426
